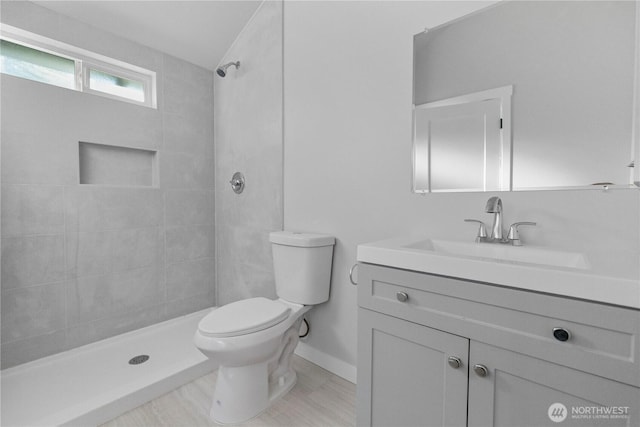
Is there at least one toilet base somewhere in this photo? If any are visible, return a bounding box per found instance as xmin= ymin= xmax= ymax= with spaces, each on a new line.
xmin=210 ymin=363 xmax=297 ymax=425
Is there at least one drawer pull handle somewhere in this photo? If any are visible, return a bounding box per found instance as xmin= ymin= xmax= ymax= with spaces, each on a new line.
xmin=553 ymin=327 xmax=572 ymax=342
xmin=448 ymin=356 xmax=462 ymax=369
xmin=396 ymin=292 xmax=409 ymax=302
xmin=473 ymin=364 xmax=489 ymax=377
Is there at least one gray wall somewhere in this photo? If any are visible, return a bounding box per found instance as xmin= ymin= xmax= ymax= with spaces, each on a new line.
xmin=214 ymin=0 xmax=283 ymax=305
xmin=283 ymin=0 xmax=639 ymax=380
xmin=0 ymin=1 xmax=215 ymax=368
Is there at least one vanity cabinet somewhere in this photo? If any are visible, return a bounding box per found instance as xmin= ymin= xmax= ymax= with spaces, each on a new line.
xmin=358 ymin=308 xmax=468 ymax=426
xmin=357 ymin=263 xmax=640 ymax=427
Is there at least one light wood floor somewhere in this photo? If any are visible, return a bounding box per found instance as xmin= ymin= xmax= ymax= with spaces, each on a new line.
xmin=101 ymin=356 xmax=356 ymax=427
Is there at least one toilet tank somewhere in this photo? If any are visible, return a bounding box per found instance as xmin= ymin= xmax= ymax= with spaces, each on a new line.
xmin=269 ymin=231 xmax=335 ymax=305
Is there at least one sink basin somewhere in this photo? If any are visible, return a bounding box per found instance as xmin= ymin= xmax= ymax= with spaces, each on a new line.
xmin=357 ymin=237 xmax=640 ymax=309
xmin=403 ymin=239 xmax=590 ymax=269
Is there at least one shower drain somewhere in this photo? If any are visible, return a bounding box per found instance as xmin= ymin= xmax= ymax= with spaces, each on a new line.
xmin=128 ymin=355 xmax=150 ymax=365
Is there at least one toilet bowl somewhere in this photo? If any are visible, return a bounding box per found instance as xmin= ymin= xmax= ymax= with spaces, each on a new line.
xmin=194 ymin=298 xmax=311 ymax=424
xmin=194 ymin=231 xmax=335 ymax=424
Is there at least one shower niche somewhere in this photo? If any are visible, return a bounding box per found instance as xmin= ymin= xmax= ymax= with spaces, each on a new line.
xmin=78 ymin=141 xmax=158 ymax=187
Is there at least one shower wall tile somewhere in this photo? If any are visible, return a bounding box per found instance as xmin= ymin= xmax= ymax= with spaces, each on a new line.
xmin=217 ymin=260 xmax=276 ymax=305
xmin=165 ymin=258 xmax=215 ymax=301
xmin=164 ymin=291 xmax=215 ymax=319
xmin=0 ymin=75 xmax=163 ymax=151
xmin=164 ymin=54 xmax=213 ymax=88
xmin=1 ymin=283 xmax=66 ymax=342
xmin=165 ymin=225 xmax=214 ymax=263
xmin=0 ymin=330 xmax=67 ymax=370
xmin=69 ymin=97 xmax=164 ymax=151
xmin=1 ymin=130 xmax=78 ymax=185
xmin=65 ymin=231 xmax=110 ymax=278
xmin=160 ymin=152 xmax=214 ymax=190
xmin=66 ymin=228 xmax=163 ymax=278
xmin=165 ymin=190 xmax=214 ymax=227
xmin=109 ymin=227 xmax=164 ymax=273
xmin=1 ymin=185 xmax=66 ymax=237
xmin=65 ymin=187 xmax=163 ymax=232
xmin=217 ymin=225 xmax=274 ymax=272
xmin=164 ymin=74 xmax=213 ymax=123
xmin=215 ymin=0 xmax=283 ymax=305
xmin=1 ymin=234 xmax=65 ymax=290
xmin=0 ymin=75 xmax=73 ymax=136
xmin=217 ymin=174 xmax=283 ymax=229
xmin=66 ymin=304 xmax=167 ymax=349
xmin=162 ymin=113 xmax=214 ymax=157
xmin=66 ymin=266 xmax=163 ymax=326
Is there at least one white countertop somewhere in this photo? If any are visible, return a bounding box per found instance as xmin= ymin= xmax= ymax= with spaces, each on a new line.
xmin=357 ymin=237 xmax=640 ymax=310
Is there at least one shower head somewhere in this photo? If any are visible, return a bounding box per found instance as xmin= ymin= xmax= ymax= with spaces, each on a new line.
xmin=216 ymin=61 xmax=240 ymax=78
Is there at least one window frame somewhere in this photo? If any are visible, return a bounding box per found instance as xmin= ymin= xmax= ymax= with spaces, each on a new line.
xmin=0 ymin=24 xmax=157 ymax=109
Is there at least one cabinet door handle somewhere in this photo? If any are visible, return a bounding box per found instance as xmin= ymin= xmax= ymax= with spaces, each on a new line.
xmin=396 ymin=292 xmax=409 ymax=302
xmin=473 ymin=364 xmax=489 ymax=377
xmin=553 ymin=327 xmax=571 ymax=342
xmin=447 ymin=356 xmax=462 ymax=369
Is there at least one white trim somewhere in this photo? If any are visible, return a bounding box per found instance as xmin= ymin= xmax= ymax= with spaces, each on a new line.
xmin=0 ymin=24 xmax=157 ymax=108
xmin=82 ymin=61 xmax=152 ymax=107
xmin=416 ymin=85 xmax=513 ymax=109
xmin=633 ymin=0 xmax=640 ymax=186
xmin=295 ymin=342 xmax=357 ymax=384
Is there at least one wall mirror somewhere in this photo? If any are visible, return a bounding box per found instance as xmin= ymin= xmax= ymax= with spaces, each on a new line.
xmin=413 ymin=0 xmax=640 ymax=193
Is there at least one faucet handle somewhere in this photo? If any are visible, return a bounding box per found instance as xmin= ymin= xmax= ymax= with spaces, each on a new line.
xmin=464 ymin=219 xmax=487 ymax=242
xmin=507 ymin=222 xmax=536 ymax=246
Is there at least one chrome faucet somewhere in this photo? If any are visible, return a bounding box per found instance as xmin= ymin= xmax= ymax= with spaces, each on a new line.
xmin=465 ymin=197 xmax=537 ymax=245
xmin=485 ymin=196 xmax=503 ymax=241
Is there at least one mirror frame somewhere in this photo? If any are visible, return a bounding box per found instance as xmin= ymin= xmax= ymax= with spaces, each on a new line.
xmin=634 ymin=0 xmax=640 ymax=187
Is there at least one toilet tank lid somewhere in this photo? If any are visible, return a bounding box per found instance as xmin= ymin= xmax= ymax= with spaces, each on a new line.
xmin=269 ymin=231 xmax=335 ymax=247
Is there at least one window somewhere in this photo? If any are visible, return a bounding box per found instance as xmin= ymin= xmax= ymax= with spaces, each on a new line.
xmin=0 ymin=25 xmax=156 ymax=108
xmin=0 ymin=39 xmax=76 ymax=89
xmin=86 ymin=68 xmax=145 ymax=103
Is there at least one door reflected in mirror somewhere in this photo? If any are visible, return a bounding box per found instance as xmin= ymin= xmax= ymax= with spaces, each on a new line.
xmin=413 ymin=87 xmax=511 ymax=192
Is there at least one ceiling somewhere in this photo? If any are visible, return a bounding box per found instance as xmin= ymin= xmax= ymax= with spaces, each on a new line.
xmin=32 ymin=0 xmax=262 ymax=71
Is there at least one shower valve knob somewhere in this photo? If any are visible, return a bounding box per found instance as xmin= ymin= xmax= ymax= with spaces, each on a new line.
xmin=229 ymin=172 xmax=245 ymax=194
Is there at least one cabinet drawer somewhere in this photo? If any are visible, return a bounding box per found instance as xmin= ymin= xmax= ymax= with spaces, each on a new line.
xmin=358 ymin=263 xmax=640 ymax=387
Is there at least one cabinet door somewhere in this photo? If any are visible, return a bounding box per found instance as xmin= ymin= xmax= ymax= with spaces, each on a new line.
xmin=357 ymin=308 xmax=469 ymax=427
xmin=468 ymin=341 xmax=640 ymax=427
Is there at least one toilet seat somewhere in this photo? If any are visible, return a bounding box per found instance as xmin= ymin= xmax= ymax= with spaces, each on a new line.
xmin=198 ymin=297 xmax=291 ymax=338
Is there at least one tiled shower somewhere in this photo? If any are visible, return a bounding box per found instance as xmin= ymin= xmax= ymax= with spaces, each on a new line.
xmin=214 ymin=0 xmax=283 ymax=306
xmin=0 ymin=1 xmax=215 ymax=369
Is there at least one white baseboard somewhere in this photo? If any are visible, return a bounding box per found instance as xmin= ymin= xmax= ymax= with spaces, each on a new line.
xmin=294 ymin=341 xmax=357 ymax=384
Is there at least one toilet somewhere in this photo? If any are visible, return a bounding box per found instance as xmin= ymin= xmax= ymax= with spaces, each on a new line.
xmin=194 ymin=231 xmax=335 ymax=424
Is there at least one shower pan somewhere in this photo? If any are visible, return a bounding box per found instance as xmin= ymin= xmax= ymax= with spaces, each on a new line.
xmin=1 ymin=310 xmax=217 ymax=426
